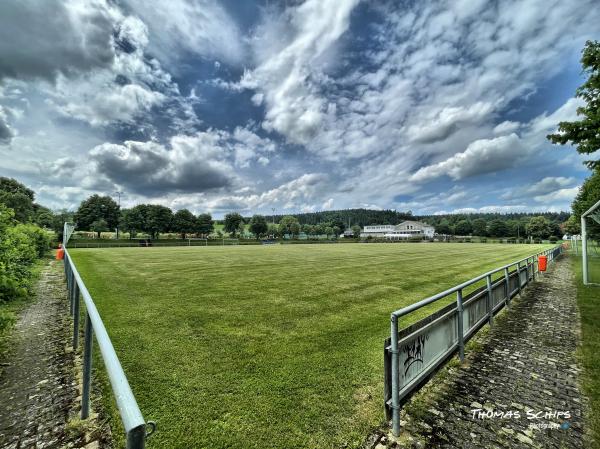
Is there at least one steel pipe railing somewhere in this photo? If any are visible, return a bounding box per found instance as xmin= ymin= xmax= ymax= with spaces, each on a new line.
xmin=63 ymin=247 xmax=155 ymax=448
xmin=388 ymin=245 xmax=563 ymax=436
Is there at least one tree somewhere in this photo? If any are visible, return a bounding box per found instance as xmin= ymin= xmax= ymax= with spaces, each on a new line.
xmin=351 ymin=224 xmax=362 ymax=238
xmin=488 ymin=219 xmax=509 ymax=237
xmin=0 ymin=191 xmax=34 ymax=222
xmin=279 ymin=215 xmax=300 ymax=238
xmin=324 ymin=226 xmax=333 ymax=238
xmin=121 ymin=206 xmax=146 ymax=238
xmin=144 ymin=204 xmax=173 ymax=239
xmin=332 ymin=225 xmax=341 ymax=237
xmin=526 ymin=216 xmax=552 ymax=239
xmin=249 ymin=215 xmax=268 ymax=239
xmin=0 ymin=177 xmax=34 ymax=200
xmin=472 ymin=218 xmax=487 ymax=236
xmin=173 ymin=209 xmax=197 ymax=239
xmin=0 ymin=177 xmax=37 ymax=223
xmin=74 ymin=195 xmax=120 ymax=233
xmin=547 ymin=41 xmax=600 ymax=169
xmin=224 ymin=212 xmax=243 ymax=237
xmin=454 ymin=220 xmax=472 ymax=236
xmin=436 ymin=219 xmax=452 ymax=235
xmin=33 ymin=205 xmax=54 ymax=228
xmin=90 ymin=218 xmax=108 ymax=237
xmin=563 ymin=215 xmax=581 ymax=236
xmin=572 ymin=169 xmax=600 ymax=239
xmin=196 ymin=213 xmax=214 ymax=237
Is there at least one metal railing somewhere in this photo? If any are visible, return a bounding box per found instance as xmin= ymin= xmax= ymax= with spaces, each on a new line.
xmin=63 ymin=247 xmax=155 ymax=448
xmin=385 ymin=245 xmax=564 ymax=436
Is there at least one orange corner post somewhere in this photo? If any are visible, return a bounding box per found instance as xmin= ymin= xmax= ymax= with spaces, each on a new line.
xmin=538 ymin=255 xmax=547 ymax=272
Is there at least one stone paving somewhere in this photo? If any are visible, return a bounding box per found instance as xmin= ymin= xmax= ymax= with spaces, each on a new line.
xmin=386 ymin=256 xmax=590 ymax=449
xmin=0 ymin=260 xmax=103 ymax=449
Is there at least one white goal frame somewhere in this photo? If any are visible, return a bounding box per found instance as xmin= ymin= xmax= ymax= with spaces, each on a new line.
xmin=581 ymin=198 xmax=600 ymax=285
xmin=63 ymin=222 xmax=76 ymax=247
xmin=187 ymin=238 xmax=208 ymax=246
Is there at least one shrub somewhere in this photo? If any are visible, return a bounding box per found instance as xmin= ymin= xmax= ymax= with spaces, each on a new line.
xmin=0 ymin=205 xmax=49 ymax=302
xmin=549 ymin=236 xmax=558 ymax=243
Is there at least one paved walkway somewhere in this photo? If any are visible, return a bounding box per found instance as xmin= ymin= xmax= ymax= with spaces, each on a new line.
xmin=397 ymin=256 xmax=589 ymax=449
xmin=0 ymin=260 xmax=98 ymax=449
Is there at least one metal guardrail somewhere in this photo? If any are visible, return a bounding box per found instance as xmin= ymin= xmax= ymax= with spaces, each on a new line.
xmin=63 ymin=247 xmax=155 ymax=448
xmin=384 ymin=245 xmax=564 ymax=436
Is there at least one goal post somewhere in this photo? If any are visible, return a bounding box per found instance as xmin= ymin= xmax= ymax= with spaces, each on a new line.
xmin=187 ymin=238 xmax=208 ymax=246
xmin=63 ymin=222 xmax=76 ymax=248
xmin=581 ymin=197 xmax=600 ymax=285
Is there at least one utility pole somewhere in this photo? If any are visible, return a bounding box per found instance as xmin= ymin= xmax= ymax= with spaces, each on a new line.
xmin=114 ymin=191 xmax=124 ymax=239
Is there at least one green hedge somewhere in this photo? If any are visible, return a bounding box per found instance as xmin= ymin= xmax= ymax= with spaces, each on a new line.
xmin=0 ymin=205 xmax=51 ymax=302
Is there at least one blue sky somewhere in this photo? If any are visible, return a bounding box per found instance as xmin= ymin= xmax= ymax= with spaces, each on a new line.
xmin=0 ymin=0 xmax=598 ymax=217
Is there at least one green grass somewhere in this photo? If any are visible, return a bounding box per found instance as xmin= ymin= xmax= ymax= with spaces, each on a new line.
xmin=573 ymin=252 xmax=600 ymax=448
xmin=70 ymin=243 xmax=551 ymax=449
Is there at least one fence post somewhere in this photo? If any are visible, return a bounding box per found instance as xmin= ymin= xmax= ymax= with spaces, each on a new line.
xmin=486 ymin=274 xmax=494 ymax=325
xmin=504 ymin=267 xmax=510 ymax=307
xmin=72 ymin=283 xmax=80 ymax=349
xmin=127 ymin=424 xmax=147 ymax=449
xmin=456 ymin=289 xmax=464 ymax=362
xmin=516 ymin=261 xmax=522 ymax=295
xmin=390 ymin=314 xmax=400 ymax=436
xmin=82 ymin=313 xmax=93 ymax=419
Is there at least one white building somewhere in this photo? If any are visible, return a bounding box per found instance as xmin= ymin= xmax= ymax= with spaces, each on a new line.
xmin=361 ymin=220 xmax=435 ymax=239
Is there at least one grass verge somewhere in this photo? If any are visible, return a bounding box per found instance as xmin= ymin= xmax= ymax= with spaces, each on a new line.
xmin=573 ymin=253 xmax=600 ymax=448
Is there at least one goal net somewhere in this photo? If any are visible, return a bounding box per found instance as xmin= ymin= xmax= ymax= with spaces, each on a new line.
xmin=581 ymin=198 xmax=600 ymax=285
xmin=222 ymin=238 xmax=239 ymax=246
xmin=63 ymin=222 xmax=76 ymax=247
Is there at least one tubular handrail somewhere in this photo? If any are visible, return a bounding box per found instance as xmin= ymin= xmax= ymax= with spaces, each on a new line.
xmin=63 ymin=246 xmax=153 ymax=448
xmin=391 ymin=247 xmax=554 ymax=318
xmin=387 ymin=244 xmax=563 ymax=437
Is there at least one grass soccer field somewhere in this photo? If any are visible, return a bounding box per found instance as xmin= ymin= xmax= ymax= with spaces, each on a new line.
xmin=70 ymin=243 xmax=551 ymax=449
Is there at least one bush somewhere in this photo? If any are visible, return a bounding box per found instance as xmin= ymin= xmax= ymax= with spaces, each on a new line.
xmin=0 ymin=205 xmax=50 ymax=302
xmin=549 ymin=236 xmax=558 ymax=243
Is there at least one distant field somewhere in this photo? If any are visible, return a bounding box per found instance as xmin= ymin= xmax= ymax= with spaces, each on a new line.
xmin=71 ymin=243 xmax=551 ymax=449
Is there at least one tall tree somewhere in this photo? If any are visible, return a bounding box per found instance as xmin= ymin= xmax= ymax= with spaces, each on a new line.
xmin=279 ymin=215 xmax=300 ymax=237
xmin=526 ymin=216 xmax=552 ymax=239
xmin=120 ymin=206 xmax=146 ymax=238
xmin=249 ymin=214 xmax=268 ymax=239
xmin=0 ymin=177 xmax=36 ymax=222
xmin=488 ymin=219 xmax=509 ymax=237
xmin=74 ymin=194 xmax=120 ymax=234
xmin=224 ymin=212 xmax=243 ymax=237
xmin=547 ymin=41 xmax=600 ymax=169
xmin=472 ymin=218 xmax=487 ymax=236
xmin=454 ymin=220 xmax=472 ymax=235
xmin=173 ymin=209 xmax=197 ymax=239
xmin=196 ymin=213 xmax=214 ymax=237
xmin=144 ymin=204 xmax=173 ymax=239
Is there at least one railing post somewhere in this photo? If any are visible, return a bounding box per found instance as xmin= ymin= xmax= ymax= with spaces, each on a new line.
xmin=516 ymin=261 xmax=522 ymax=295
xmin=390 ymin=314 xmax=400 ymax=436
xmin=486 ymin=274 xmax=493 ymax=326
xmin=82 ymin=313 xmax=93 ymax=419
xmin=127 ymin=424 xmax=147 ymax=449
xmin=504 ymin=267 xmax=510 ymax=307
xmin=72 ymin=283 xmax=80 ymax=349
xmin=456 ymin=289 xmax=464 ymax=362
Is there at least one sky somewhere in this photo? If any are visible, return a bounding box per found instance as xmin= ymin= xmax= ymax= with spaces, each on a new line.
xmin=0 ymin=0 xmax=598 ymax=218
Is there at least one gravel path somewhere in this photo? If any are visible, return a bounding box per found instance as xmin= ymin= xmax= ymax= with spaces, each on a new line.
xmin=397 ymin=256 xmax=589 ymax=449
xmin=0 ymin=260 xmax=96 ymax=449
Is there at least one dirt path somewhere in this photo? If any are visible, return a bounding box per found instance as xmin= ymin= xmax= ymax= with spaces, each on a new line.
xmin=397 ymin=256 xmax=589 ymax=449
xmin=0 ymin=260 xmax=91 ymax=449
